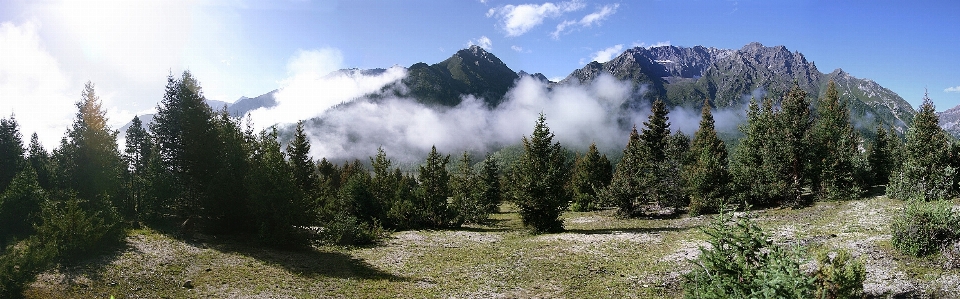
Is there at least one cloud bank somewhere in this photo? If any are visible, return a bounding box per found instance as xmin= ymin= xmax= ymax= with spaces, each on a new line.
xmin=945 ymin=86 xmax=960 ymax=93
xmin=246 ymin=68 xmax=747 ymax=165
xmin=247 ymin=48 xmax=406 ymax=132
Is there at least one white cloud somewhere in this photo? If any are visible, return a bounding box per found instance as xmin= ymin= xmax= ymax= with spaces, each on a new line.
xmin=286 ymin=48 xmax=344 ymax=78
xmin=945 ymin=86 xmax=960 ymax=93
xmin=511 ymin=45 xmax=530 ymax=53
xmin=12 ymin=0 xmax=264 ymax=134
xmin=487 ymin=0 xmax=585 ymax=37
xmin=589 ymin=44 xmax=623 ymax=63
xmin=551 ymin=3 xmax=618 ymax=39
xmin=468 ymin=36 xmax=494 ymax=50
xmin=0 ymin=21 xmax=80 ymax=148
xmin=247 ymin=49 xmax=406 ymax=133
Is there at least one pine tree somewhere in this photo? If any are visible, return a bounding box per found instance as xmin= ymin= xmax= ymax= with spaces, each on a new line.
xmin=810 ymin=81 xmax=861 ymax=201
xmin=416 ymin=146 xmax=451 ymax=227
xmin=55 ymin=82 xmax=125 ymax=220
xmin=509 ymin=113 xmax=569 ymax=233
xmin=151 ymin=71 xmax=219 ymax=218
xmin=450 ymin=152 xmax=483 ymax=225
xmin=123 ymin=116 xmax=153 ymax=220
xmin=731 ymin=97 xmax=785 ymax=207
xmin=685 ymin=99 xmax=730 ymax=215
xmin=866 ymin=125 xmax=893 ymax=186
xmin=0 ymin=115 xmax=24 ymax=193
xmin=0 ymin=167 xmax=45 ymax=244
xmin=731 ymin=83 xmax=814 ymax=208
xmin=887 ymin=93 xmax=955 ymax=200
xmin=778 ymin=82 xmax=814 ymax=206
xmin=602 ymin=126 xmax=644 ymax=217
xmin=246 ymin=128 xmax=301 ymax=246
xmin=638 ymin=99 xmax=686 ymax=211
xmin=27 ymin=133 xmax=52 ymax=190
xmin=569 ymin=143 xmax=612 ymax=212
xmin=286 ymin=120 xmax=319 ymax=222
xmin=478 ymin=153 xmax=502 ymax=214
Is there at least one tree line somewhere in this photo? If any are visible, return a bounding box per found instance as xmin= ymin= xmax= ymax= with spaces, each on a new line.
xmin=1 ymin=72 xmax=958 ymax=295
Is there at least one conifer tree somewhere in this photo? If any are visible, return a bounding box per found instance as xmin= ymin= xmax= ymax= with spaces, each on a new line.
xmin=569 ymin=143 xmax=612 ymax=212
xmin=478 ymin=153 xmax=502 ymax=214
xmin=55 ymin=82 xmax=124 ymax=218
xmin=731 ymin=83 xmax=814 ymax=208
xmin=123 ymin=116 xmax=153 ymax=219
xmin=151 ymin=72 xmax=220 ymax=218
xmin=246 ymin=128 xmax=301 ymax=246
xmin=287 ymin=120 xmax=319 ymax=221
xmin=810 ymin=81 xmax=861 ymax=201
xmin=509 ymin=113 xmax=569 ymax=233
xmin=416 ymin=146 xmax=451 ymax=227
xmin=27 ymin=133 xmax=52 ymax=190
xmin=778 ymin=83 xmax=814 ymax=205
xmin=207 ymin=108 xmax=252 ymax=230
xmin=369 ymin=148 xmax=395 ymax=204
xmin=0 ymin=115 xmax=24 ymax=193
xmin=685 ymin=99 xmax=730 ymax=215
xmin=602 ymin=126 xmax=644 ymax=217
xmin=867 ymin=125 xmax=893 ymax=186
xmin=450 ymin=152 xmax=484 ymax=225
xmin=0 ymin=167 xmax=45 ymax=244
xmin=887 ymin=93 xmax=955 ymax=200
xmin=638 ymin=99 xmax=686 ymax=211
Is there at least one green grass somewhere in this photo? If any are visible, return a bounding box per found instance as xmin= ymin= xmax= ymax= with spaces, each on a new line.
xmin=22 ymin=197 xmax=960 ymax=298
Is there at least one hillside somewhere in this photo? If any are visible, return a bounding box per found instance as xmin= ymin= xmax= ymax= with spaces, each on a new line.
xmin=25 ymin=197 xmax=960 ymax=298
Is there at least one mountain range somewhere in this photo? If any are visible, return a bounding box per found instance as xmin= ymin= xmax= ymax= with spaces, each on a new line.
xmin=125 ymin=42 xmax=925 ymax=141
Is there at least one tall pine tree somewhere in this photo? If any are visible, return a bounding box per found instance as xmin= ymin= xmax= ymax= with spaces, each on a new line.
xmin=602 ymin=126 xmax=644 ymax=217
xmin=123 ymin=116 xmax=153 ymax=220
xmin=478 ymin=153 xmax=502 ymax=215
xmin=509 ymin=113 xmax=569 ymax=233
xmin=286 ymin=120 xmax=319 ymax=223
xmin=55 ymin=82 xmax=125 ymax=217
xmin=151 ymin=71 xmax=220 ymax=219
xmin=0 ymin=115 xmax=24 ymax=193
xmin=638 ymin=99 xmax=686 ymax=211
xmin=887 ymin=93 xmax=954 ymax=200
xmin=685 ymin=99 xmax=730 ymax=215
xmin=416 ymin=146 xmax=451 ymax=227
xmin=866 ymin=125 xmax=893 ymax=186
xmin=569 ymin=143 xmax=612 ymax=212
xmin=778 ymin=83 xmax=814 ymax=206
xmin=27 ymin=133 xmax=52 ymax=190
xmin=810 ymin=81 xmax=861 ymax=201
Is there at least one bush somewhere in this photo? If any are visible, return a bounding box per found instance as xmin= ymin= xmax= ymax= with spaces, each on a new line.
xmin=684 ymin=212 xmax=865 ymax=298
xmin=683 ymin=212 xmax=813 ymax=298
xmin=34 ymin=193 xmax=124 ymax=261
xmin=0 ymin=240 xmax=54 ymax=298
xmin=891 ymin=200 xmax=960 ymax=257
xmin=813 ymin=250 xmax=865 ymax=299
xmin=318 ymin=213 xmax=385 ymax=246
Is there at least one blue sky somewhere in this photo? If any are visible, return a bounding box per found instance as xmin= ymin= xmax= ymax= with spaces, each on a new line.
xmin=1 ymin=0 xmax=958 ymax=147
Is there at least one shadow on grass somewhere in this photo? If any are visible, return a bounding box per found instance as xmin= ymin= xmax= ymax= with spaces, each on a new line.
xmin=141 ymin=217 xmax=406 ymax=282
xmin=199 ymin=236 xmax=407 ymax=282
